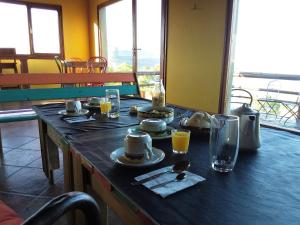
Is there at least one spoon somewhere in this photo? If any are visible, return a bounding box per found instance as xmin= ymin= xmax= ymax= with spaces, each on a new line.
xmin=150 ymin=173 xmax=186 ymax=189
xmin=131 ymin=160 xmax=190 ymax=185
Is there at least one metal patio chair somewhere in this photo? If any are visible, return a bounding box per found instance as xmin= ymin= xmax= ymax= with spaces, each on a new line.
xmin=230 ymin=88 xmax=253 ymax=109
xmin=257 ymin=80 xmax=282 ymax=119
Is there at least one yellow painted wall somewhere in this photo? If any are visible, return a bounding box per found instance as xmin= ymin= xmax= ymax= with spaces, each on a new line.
xmin=21 ymin=0 xmax=90 ymax=74
xmin=166 ymin=0 xmax=227 ymax=113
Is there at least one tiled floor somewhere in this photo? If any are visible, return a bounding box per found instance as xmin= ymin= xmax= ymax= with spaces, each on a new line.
xmin=0 ymin=102 xmax=123 ymax=225
xmin=0 ymin=120 xmax=66 ymax=223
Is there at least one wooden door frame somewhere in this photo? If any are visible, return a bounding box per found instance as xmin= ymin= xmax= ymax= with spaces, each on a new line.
xmin=219 ymin=0 xmax=234 ymax=113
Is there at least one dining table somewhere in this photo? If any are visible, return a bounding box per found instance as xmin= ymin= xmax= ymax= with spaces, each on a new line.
xmin=33 ymin=98 xmax=300 ymax=225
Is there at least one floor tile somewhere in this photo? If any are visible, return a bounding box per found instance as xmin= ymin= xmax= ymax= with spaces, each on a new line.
xmin=0 ymin=165 xmax=22 ymax=179
xmin=2 ymin=150 xmax=41 ymax=167
xmin=19 ymin=196 xmax=52 ymax=219
xmin=19 ymin=138 xmax=40 ymax=151
xmin=2 ymin=147 xmax=13 ymax=153
xmin=39 ymin=175 xmax=64 ymax=198
xmin=0 ymin=192 xmax=51 ymax=219
xmin=0 ymin=167 xmax=49 ymax=195
xmin=27 ymin=157 xmax=43 ymax=169
xmin=2 ymin=136 xmax=36 ymax=149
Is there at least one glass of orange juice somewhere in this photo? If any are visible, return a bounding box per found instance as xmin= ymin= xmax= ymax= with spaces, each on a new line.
xmin=171 ymin=129 xmax=191 ymax=154
xmin=100 ymin=97 xmax=111 ymax=117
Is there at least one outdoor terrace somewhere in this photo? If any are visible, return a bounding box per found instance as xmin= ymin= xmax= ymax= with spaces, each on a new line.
xmin=232 ymin=72 xmax=300 ymax=132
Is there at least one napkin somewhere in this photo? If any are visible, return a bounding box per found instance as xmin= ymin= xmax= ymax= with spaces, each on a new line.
xmin=134 ymin=166 xmax=205 ymax=198
xmin=63 ymin=116 xmax=95 ymax=124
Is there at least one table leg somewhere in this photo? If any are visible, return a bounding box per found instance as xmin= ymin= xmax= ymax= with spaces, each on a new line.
xmin=297 ymin=104 xmax=300 ymax=120
xmin=46 ymin=135 xmax=59 ymax=184
xmin=63 ymin=147 xmax=73 ymax=192
xmin=0 ymin=127 xmax=3 ymax=160
xmin=72 ymin=151 xmax=87 ymax=225
xmin=38 ymin=119 xmax=54 ymax=184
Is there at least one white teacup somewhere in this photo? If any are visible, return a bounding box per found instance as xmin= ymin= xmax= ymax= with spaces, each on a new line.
xmin=66 ymin=100 xmax=82 ymax=113
xmin=89 ymin=97 xmax=101 ymax=106
xmin=124 ymin=132 xmax=153 ymax=160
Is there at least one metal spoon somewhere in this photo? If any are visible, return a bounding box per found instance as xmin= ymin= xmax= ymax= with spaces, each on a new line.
xmin=150 ymin=173 xmax=186 ymax=189
xmin=131 ymin=160 xmax=190 ymax=185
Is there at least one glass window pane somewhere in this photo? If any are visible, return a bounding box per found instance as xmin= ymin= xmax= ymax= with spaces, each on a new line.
xmin=31 ymin=8 xmax=60 ymax=54
xmin=99 ymin=0 xmax=133 ymax=72
xmin=0 ymin=2 xmax=30 ymax=54
xmin=137 ymin=0 xmax=161 ymax=72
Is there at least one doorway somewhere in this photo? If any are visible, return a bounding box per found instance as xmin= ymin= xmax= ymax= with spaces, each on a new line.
xmin=98 ymin=0 xmax=167 ymax=98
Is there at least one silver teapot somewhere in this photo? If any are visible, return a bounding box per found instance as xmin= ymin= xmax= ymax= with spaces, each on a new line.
xmin=231 ymin=103 xmax=261 ymax=151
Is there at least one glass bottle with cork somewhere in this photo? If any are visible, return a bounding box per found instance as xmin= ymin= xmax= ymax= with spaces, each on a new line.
xmin=152 ymin=79 xmax=165 ymax=107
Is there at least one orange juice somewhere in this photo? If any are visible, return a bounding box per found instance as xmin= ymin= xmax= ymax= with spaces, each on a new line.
xmin=172 ymin=130 xmax=190 ymax=154
xmin=100 ymin=102 xmax=111 ymax=113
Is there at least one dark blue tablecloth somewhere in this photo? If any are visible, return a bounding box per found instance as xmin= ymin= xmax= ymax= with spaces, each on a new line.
xmin=34 ymin=99 xmax=300 ymax=225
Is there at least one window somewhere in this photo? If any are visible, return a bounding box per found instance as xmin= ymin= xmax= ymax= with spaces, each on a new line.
xmin=98 ymin=0 xmax=167 ymax=99
xmin=0 ymin=1 xmax=63 ymax=56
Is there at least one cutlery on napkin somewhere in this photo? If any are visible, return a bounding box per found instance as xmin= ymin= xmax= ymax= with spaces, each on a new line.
xmin=134 ymin=166 xmax=205 ymax=198
xmin=62 ymin=116 xmax=95 ymax=124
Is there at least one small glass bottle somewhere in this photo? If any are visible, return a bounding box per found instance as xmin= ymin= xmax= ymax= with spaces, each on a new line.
xmin=152 ymin=79 xmax=165 ymax=107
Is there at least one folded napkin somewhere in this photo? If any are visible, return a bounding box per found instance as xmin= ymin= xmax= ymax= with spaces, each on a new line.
xmin=63 ymin=116 xmax=95 ymax=124
xmin=134 ymin=166 xmax=205 ymax=198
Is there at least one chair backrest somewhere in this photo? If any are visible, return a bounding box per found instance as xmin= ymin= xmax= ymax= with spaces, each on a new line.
xmin=87 ymin=56 xmax=107 ymax=73
xmin=0 ymin=48 xmax=16 ymax=57
xmin=266 ymin=80 xmax=282 ymax=100
xmin=54 ymin=56 xmax=65 ymax=73
xmin=231 ymin=88 xmax=253 ymax=106
xmin=0 ymin=73 xmax=140 ymax=103
xmin=0 ymin=48 xmax=18 ymax=73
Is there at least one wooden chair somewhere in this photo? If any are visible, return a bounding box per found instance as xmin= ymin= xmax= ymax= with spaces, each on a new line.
xmin=0 ymin=192 xmax=101 ymax=225
xmin=87 ymin=56 xmax=107 ymax=73
xmin=86 ymin=56 xmax=108 ymax=87
xmin=0 ymin=48 xmax=18 ymax=74
xmin=54 ymin=56 xmax=66 ymax=73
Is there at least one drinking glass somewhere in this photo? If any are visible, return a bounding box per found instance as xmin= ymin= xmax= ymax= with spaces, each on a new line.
xmin=209 ymin=115 xmax=239 ymax=172
xmin=171 ymin=129 xmax=191 ymax=154
xmin=105 ymin=89 xmax=120 ymax=118
xmin=100 ymin=97 xmax=111 ymax=117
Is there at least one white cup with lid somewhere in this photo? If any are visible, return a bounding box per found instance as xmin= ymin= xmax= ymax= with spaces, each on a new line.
xmin=124 ymin=132 xmax=153 ymax=160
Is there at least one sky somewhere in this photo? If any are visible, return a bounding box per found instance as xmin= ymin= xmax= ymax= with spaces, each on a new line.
xmin=234 ymin=0 xmax=300 ymax=75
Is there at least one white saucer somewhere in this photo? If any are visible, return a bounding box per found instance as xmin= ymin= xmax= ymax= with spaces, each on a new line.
xmin=58 ymin=109 xmax=89 ymax=117
xmin=110 ymin=147 xmax=165 ymax=167
xmin=83 ymin=103 xmax=100 ymax=109
xmin=128 ymin=126 xmax=174 ymax=140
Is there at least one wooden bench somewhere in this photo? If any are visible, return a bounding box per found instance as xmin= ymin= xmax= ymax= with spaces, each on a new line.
xmin=0 ymin=72 xmax=139 ymax=153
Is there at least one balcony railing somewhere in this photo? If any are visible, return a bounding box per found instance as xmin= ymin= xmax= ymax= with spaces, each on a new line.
xmin=232 ymin=72 xmax=300 ymax=130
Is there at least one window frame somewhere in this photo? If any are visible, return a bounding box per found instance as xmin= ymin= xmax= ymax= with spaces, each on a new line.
xmin=0 ymin=0 xmax=64 ymax=58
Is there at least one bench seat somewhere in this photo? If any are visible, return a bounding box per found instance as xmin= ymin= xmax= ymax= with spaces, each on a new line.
xmin=0 ymin=109 xmax=37 ymax=123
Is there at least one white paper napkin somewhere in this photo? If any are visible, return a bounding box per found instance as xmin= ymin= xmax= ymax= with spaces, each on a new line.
xmin=134 ymin=166 xmax=205 ymax=198
xmin=63 ymin=116 xmax=95 ymax=124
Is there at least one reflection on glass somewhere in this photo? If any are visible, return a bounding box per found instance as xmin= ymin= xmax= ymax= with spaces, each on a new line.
xmin=99 ymin=0 xmax=133 ymax=72
xmin=137 ymin=0 xmax=161 ymax=72
xmin=0 ymin=2 xmax=30 ymax=54
xmin=31 ymin=8 xmax=60 ymax=54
